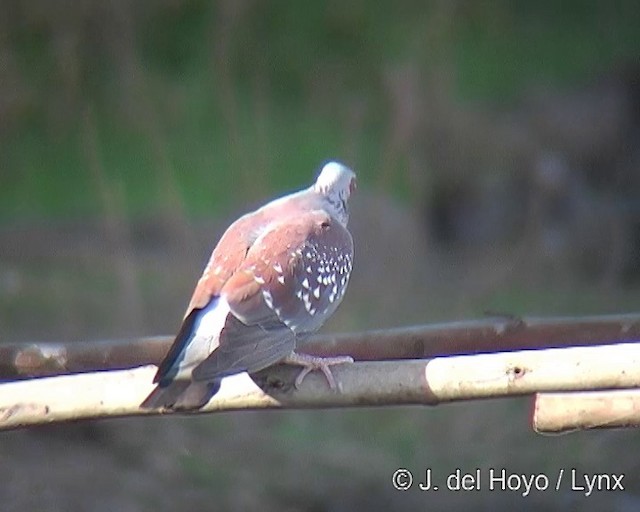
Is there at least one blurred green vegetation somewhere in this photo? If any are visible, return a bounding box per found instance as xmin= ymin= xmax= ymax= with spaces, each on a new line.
xmin=3 ymin=3 xmax=640 ymax=511
xmin=2 ymin=0 xmax=639 ymax=221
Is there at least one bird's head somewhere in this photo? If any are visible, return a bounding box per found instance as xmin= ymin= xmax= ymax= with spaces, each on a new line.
xmin=313 ymin=161 xmax=357 ymax=226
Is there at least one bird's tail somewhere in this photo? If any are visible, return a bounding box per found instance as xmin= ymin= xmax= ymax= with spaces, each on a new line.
xmin=140 ymin=380 xmax=219 ymax=411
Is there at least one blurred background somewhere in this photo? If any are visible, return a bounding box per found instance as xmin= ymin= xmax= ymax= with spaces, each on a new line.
xmin=1 ymin=1 xmax=640 ymax=510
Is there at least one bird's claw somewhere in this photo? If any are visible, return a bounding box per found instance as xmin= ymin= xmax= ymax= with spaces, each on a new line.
xmin=284 ymin=353 xmax=353 ymax=390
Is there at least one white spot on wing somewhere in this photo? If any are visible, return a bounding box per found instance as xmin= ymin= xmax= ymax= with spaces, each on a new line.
xmin=277 ymin=275 xmax=286 ymax=284
xmin=302 ymin=277 xmax=310 ymax=289
xmin=329 ymin=284 xmax=338 ymax=304
xmin=302 ymin=293 xmax=312 ymax=312
xmin=313 ymin=286 xmax=321 ymax=299
xmin=263 ymin=289 xmax=274 ymax=309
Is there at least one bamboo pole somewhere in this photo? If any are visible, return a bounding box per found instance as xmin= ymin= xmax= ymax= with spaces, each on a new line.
xmin=533 ymin=390 xmax=640 ymax=434
xmin=2 ymin=342 xmax=640 ymax=431
xmin=2 ymin=313 xmax=640 ymax=379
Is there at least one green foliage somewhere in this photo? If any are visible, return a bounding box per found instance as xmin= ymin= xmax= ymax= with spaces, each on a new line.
xmin=2 ymin=1 xmax=639 ymax=221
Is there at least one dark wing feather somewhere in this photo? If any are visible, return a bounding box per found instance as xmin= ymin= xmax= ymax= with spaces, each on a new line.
xmin=191 ymin=315 xmax=296 ymax=381
xmin=153 ymin=308 xmax=200 ymax=383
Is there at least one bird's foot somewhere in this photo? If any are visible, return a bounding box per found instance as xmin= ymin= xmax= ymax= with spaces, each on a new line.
xmin=283 ymin=352 xmax=354 ymax=390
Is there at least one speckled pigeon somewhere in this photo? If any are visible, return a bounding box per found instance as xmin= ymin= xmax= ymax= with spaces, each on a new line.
xmin=140 ymin=161 xmax=356 ymax=410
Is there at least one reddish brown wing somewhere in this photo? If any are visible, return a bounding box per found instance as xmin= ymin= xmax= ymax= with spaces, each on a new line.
xmin=191 ymin=211 xmax=354 ymax=382
xmin=153 ymin=212 xmax=266 ymax=383
xmin=184 ymin=212 xmax=266 ymax=315
xmin=224 ymin=209 xmax=352 ymax=331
